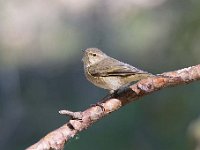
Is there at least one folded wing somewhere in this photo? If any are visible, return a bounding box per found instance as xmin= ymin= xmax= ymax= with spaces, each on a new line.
xmin=88 ymin=58 xmax=150 ymax=77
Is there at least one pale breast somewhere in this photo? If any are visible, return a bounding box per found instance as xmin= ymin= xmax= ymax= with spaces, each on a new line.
xmin=84 ymin=67 xmax=110 ymax=90
xmin=102 ymin=76 xmax=123 ymax=90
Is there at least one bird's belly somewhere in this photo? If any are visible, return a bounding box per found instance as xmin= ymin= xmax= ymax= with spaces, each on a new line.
xmin=102 ymin=77 xmax=123 ymax=90
xmin=102 ymin=75 xmax=146 ymax=90
xmin=84 ymin=71 xmax=110 ymax=90
xmin=86 ymin=73 xmax=122 ymax=90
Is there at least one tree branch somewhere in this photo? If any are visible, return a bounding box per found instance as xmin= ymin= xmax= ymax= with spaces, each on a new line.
xmin=26 ymin=64 xmax=200 ymax=150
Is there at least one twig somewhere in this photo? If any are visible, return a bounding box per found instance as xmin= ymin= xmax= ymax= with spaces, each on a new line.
xmin=26 ymin=64 xmax=200 ymax=150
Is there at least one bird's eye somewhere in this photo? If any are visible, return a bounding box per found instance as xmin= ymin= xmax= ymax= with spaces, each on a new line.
xmin=92 ymin=53 xmax=96 ymax=57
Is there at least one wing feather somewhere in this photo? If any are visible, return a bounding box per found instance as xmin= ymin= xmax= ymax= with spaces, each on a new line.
xmin=88 ymin=58 xmax=150 ymax=77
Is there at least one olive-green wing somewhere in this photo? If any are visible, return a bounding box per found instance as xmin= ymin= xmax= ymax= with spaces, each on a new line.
xmin=88 ymin=58 xmax=150 ymax=77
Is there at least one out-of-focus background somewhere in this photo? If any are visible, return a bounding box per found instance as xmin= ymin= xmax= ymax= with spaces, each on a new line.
xmin=0 ymin=0 xmax=200 ymax=150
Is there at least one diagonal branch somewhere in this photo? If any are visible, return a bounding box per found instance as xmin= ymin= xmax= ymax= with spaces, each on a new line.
xmin=26 ymin=64 xmax=200 ymax=150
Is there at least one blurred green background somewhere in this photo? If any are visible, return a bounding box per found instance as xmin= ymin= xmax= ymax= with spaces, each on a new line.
xmin=0 ymin=0 xmax=200 ymax=150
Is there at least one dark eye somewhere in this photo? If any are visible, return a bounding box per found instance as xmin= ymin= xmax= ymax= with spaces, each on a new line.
xmin=92 ymin=53 xmax=96 ymax=57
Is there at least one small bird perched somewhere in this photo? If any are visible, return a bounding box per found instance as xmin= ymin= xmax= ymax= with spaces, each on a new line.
xmin=82 ymin=48 xmax=153 ymax=93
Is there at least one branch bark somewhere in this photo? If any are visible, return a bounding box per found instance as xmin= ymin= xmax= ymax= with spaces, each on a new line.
xmin=26 ymin=64 xmax=200 ymax=150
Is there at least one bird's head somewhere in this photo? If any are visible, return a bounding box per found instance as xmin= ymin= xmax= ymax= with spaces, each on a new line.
xmin=82 ymin=48 xmax=108 ymax=66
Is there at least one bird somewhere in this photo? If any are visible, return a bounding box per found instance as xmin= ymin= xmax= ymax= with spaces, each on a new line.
xmin=82 ymin=48 xmax=153 ymax=93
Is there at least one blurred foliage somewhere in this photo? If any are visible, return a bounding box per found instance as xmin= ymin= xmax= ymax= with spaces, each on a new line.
xmin=0 ymin=0 xmax=200 ymax=150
